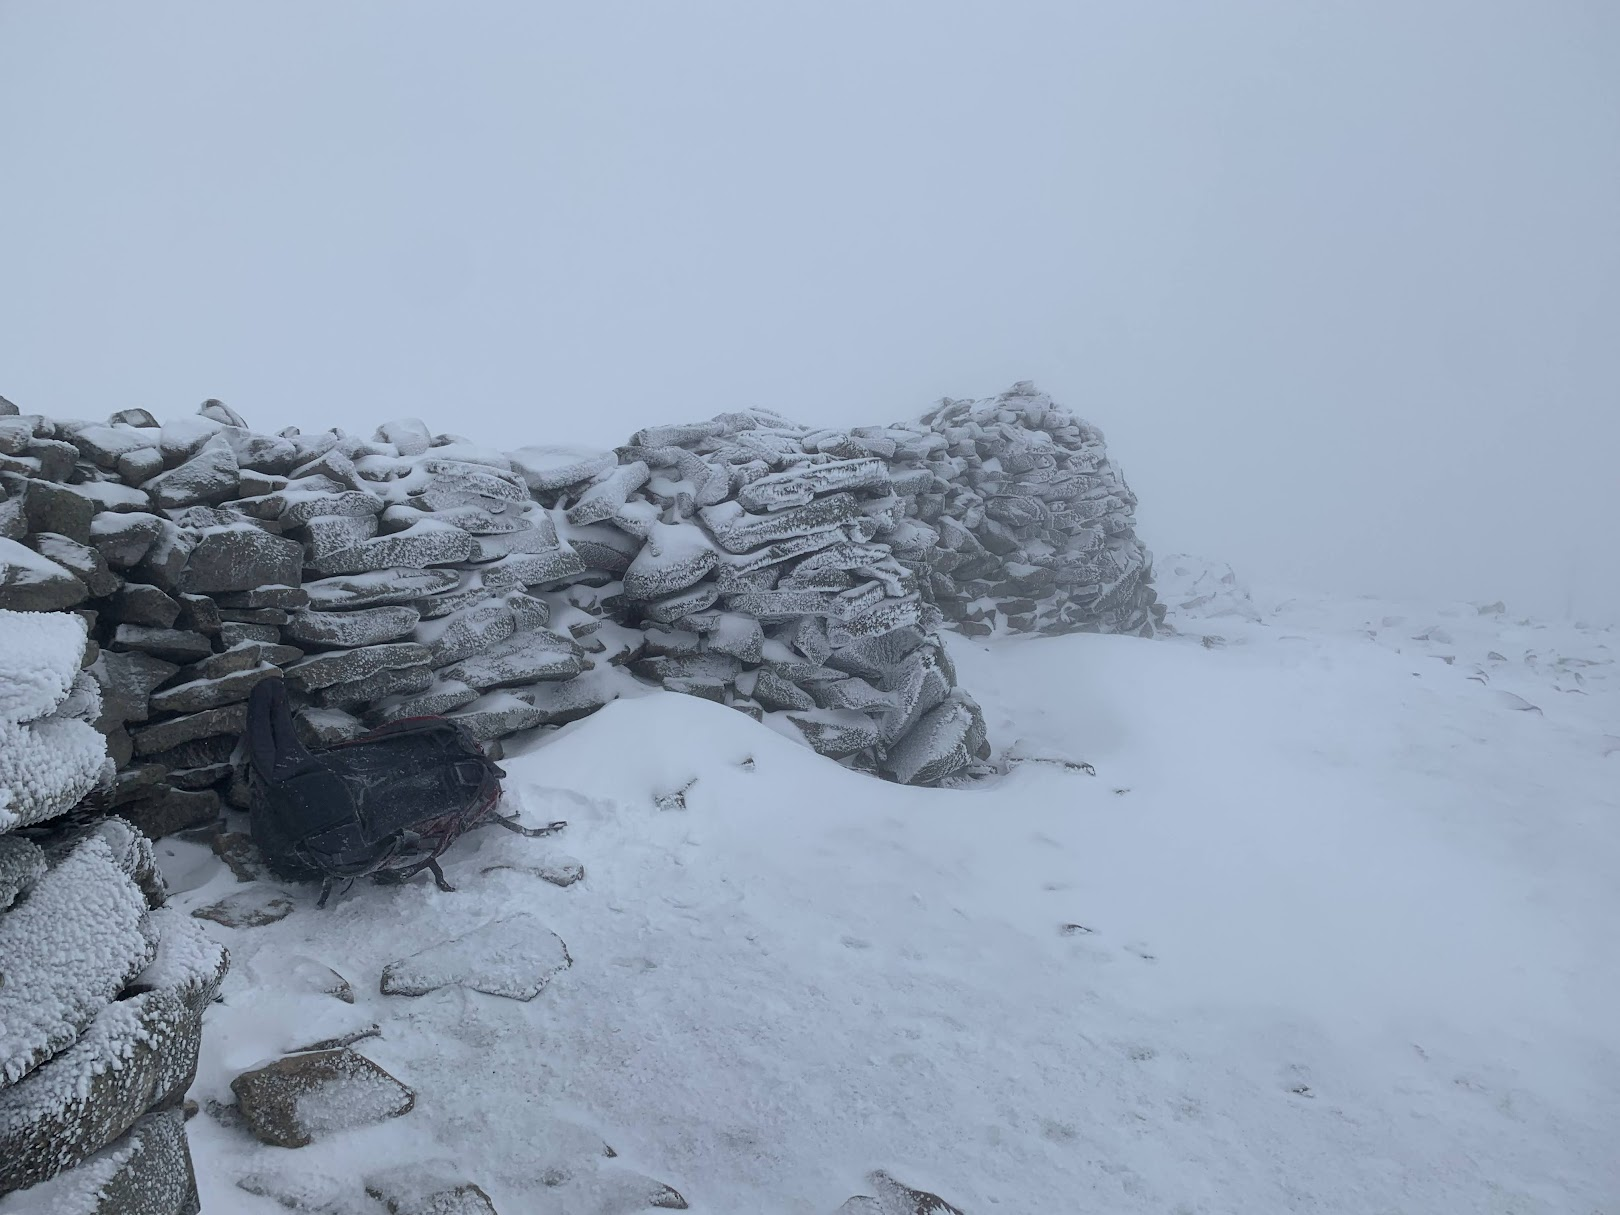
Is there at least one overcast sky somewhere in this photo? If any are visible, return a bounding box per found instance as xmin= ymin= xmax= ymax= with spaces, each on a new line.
xmin=2 ymin=2 xmax=1616 ymax=619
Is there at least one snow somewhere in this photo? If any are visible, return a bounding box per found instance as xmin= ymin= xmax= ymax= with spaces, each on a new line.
xmin=162 ymin=573 xmax=1619 ymax=1213
xmin=0 ymin=608 xmax=88 ymax=723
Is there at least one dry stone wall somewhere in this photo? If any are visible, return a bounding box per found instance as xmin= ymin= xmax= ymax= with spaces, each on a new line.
xmin=0 ymin=609 xmax=227 ymax=1214
xmin=0 ymin=383 xmax=1156 ymax=840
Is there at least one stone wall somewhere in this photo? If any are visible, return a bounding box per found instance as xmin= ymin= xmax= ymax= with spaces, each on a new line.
xmin=0 ymin=609 xmax=227 ymax=1214
xmin=0 ymin=382 xmax=1157 ymax=839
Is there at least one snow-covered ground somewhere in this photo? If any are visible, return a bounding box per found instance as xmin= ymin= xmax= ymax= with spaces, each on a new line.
xmin=166 ymin=569 xmax=1619 ymax=1214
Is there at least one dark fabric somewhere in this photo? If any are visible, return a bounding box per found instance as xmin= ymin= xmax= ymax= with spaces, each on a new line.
xmin=243 ymin=679 xmax=505 ymax=884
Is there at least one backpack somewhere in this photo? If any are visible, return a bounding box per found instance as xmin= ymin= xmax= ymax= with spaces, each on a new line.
xmin=243 ymin=678 xmax=550 ymax=905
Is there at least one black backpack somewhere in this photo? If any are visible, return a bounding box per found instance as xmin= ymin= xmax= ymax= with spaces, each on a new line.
xmin=243 ymin=678 xmax=553 ymax=904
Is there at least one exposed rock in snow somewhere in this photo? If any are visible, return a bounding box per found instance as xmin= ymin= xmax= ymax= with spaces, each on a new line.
xmin=190 ymin=887 xmax=296 ymax=929
xmin=380 ymin=912 xmax=571 ymax=1000
xmin=230 ymin=1049 xmax=415 ymax=1149
xmin=363 ymin=1165 xmax=499 ymax=1215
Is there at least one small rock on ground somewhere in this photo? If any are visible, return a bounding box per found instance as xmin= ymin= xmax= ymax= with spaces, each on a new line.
xmin=230 ymin=1049 xmax=415 ymax=1149
xmin=381 ymin=912 xmax=570 ymax=1001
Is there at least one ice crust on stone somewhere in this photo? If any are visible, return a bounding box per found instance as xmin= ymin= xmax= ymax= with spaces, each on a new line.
xmin=0 ymin=608 xmax=88 ymax=723
xmin=0 ymin=833 xmax=156 ymax=1089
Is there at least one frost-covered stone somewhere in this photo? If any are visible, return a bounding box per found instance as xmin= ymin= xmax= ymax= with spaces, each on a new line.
xmin=381 ymin=912 xmax=570 ymax=1000
xmin=446 ymin=691 xmax=547 ymax=739
xmin=413 ymin=597 xmax=516 ymax=666
xmin=0 ymin=607 xmax=88 ymax=722
xmin=148 ymin=664 xmax=281 ymax=715
xmin=0 ymin=836 xmax=48 ymax=912
xmin=142 ymin=438 xmax=238 ymax=508
xmin=302 ymin=567 xmax=459 ymax=610
xmin=110 ymin=624 xmax=211 ymax=663
xmin=180 ymin=525 xmax=303 ymax=594
xmin=285 ymin=642 xmax=432 ymax=692
xmin=294 ymin=706 xmax=366 ymax=747
xmin=312 ymin=518 xmax=476 ymax=576
xmin=0 ymin=832 xmax=156 ymax=1090
xmin=17 ymin=480 xmax=99 ymax=543
xmin=441 ymin=629 xmax=588 ymax=690
xmin=32 ymin=533 xmax=120 ymax=597
xmin=0 ymin=714 xmax=111 ymax=832
xmin=105 ymin=583 xmax=180 ymax=629
xmin=129 ymin=703 xmax=248 ymax=758
xmin=87 ymin=512 xmax=165 ymax=569
xmin=316 ymin=663 xmax=435 ymax=709
xmin=0 ymin=1106 xmax=200 ymax=1215
xmin=368 ymin=678 xmax=480 ymax=724
xmin=231 ymin=1049 xmax=415 ymax=1149
xmin=0 ymin=537 xmax=88 ymax=611
xmin=284 ymin=603 xmax=421 ymax=649
xmin=364 ymin=1166 xmax=498 ymax=1215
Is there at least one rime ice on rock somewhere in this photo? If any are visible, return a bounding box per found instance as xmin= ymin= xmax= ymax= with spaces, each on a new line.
xmin=0 ymin=832 xmax=156 ymax=1088
xmin=230 ymin=1049 xmax=415 ymax=1149
xmin=0 ymin=608 xmax=89 ymax=723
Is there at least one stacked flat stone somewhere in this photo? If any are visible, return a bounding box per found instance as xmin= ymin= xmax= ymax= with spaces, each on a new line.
xmin=1 ymin=384 xmax=1156 ymax=830
xmin=887 ymin=381 xmax=1163 ymax=638
xmin=522 ymin=410 xmax=991 ymax=784
xmin=0 ymin=608 xmax=227 ymax=1214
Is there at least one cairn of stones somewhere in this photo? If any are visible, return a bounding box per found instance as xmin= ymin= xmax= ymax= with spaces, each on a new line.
xmin=893 ymin=383 xmax=1163 ymax=639
xmin=0 ymin=609 xmax=228 ymax=1213
xmin=0 ymin=382 xmax=1157 ymax=847
xmin=0 ymin=381 xmax=1155 ymax=1211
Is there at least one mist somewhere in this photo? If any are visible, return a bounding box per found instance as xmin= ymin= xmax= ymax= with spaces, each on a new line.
xmin=2 ymin=1 xmax=1616 ymax=620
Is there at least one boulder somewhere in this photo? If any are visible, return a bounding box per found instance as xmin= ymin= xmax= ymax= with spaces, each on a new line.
xmin=20 ymin=479 xmax=99 ymax=542
xmin=31 ymin=532 xmax=120 ymax=596
xmin=142 ymin=439 xmax=238 ymax=508
xmin=440 ymin=629 xmax=588 ymax=691
xmin=315 ymin=663 xmax=435 ymax=709
xmin=230 ymin=1049 xmax=414 ymax=1149
xmin=105 ymin=583 xmax=181 ymax=629
xmin=0 ymin=835 xmax=47 ymax=912
xmin=148 ymin=664 xmax=281 ymax=715
xmin=180 ymin=526 xmax=303 ymax=594
xmin=91 ymin=650 xmax=179 ymax=728
xmin=293 ymin=706 xmax=366 ymax=747
xmin=0 ymin=945 xmax=220 ymax=1193
xmin=364 ymin=1165 xmax=499 ymax=1215
xmin=0 ymin=536 xmax=88 ymax=611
